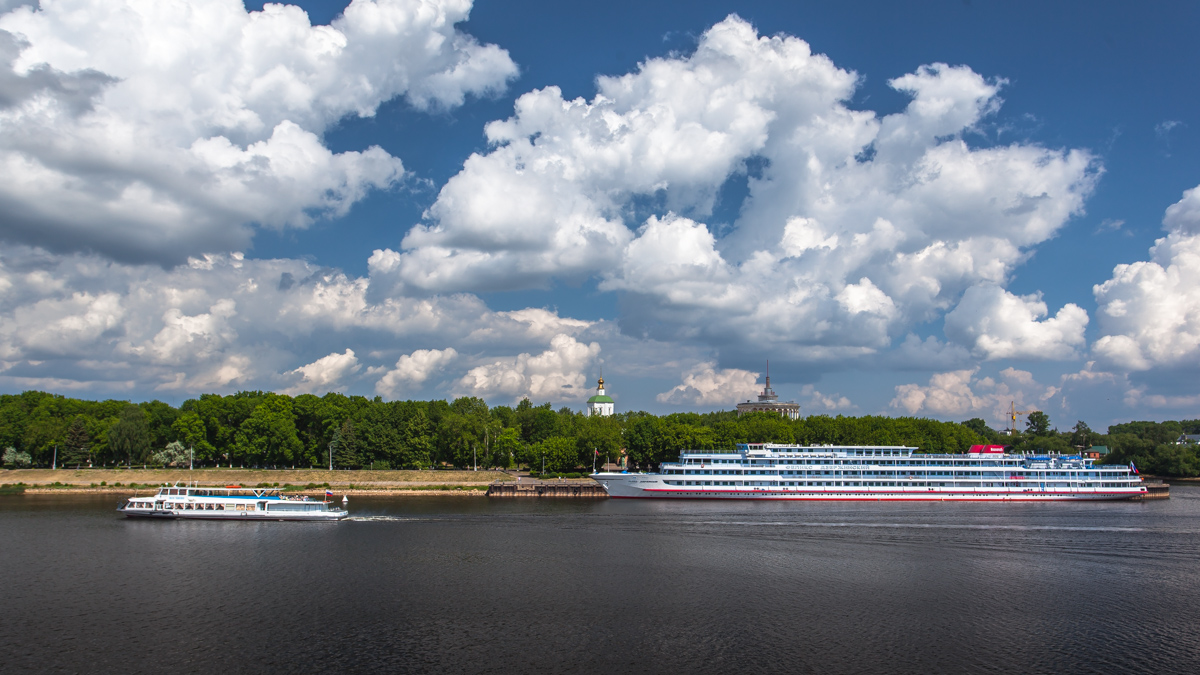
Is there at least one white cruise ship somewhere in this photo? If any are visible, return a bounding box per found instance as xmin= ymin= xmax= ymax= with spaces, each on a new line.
xmin=592 ymin=443 xmax=1146 ymax=501
xmin=118 ymin=484 xmax=348 ymax=521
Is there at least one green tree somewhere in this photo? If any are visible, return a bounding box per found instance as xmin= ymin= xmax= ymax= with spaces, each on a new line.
xmin=140 ymin=400 xmax=180 ymax=451
xmin=1069 ymin=420 xmax=1094 ymax=450
xmin=1108 ymin=420 xmax=1184 ymax=445
xmin=576 ymin=415 xmax=622 ymax=469
xmin=171 ymin=411 xmax=216 ymax=464
xmin=152 ymin=440 xmax=191 ymax=468
xmin=234 ymin=394 xmax=303 ymax=466
xmin=60 ymin=416 xmax=92 ymax=468
xmin=332 ymin=421 xmax=362 ymax=469
xmin=623 ymin=415 xmax=662 ymax=470
xmin=1026 ymin=411 xmax=1050 ymax=436
xmin=1149 ymin=444 xmax=1200 ymax=477
xmin=3 ymin=446 xmax=32 ymax=468
xmin=740 ymin=412 xmax=796 ymax=444
xmin=108 ymin=404 xmax=150 ymax=467
xmin=397 ymin=407 xmax=435 ymax=469
xmin=535 ymin=436 xmax=579 ymax=473
xmin=493 ymin=427 xmax=522 ymax=469
xmin=962 ymin=418 xmax=999 ymax=443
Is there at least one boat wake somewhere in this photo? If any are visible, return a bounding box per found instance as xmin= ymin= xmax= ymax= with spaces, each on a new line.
xmin=345 ymin=515 xmax=423 ymax=522
xmin=696 ymin=520 xmax=1147 ymax=532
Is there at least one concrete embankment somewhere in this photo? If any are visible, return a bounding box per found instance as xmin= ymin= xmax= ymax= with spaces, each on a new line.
xmin=1134 ymin=479 xmax=1170 ymax=500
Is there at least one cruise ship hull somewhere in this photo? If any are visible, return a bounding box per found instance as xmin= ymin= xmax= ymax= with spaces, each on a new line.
xmin=593 ymin=474 xmax=1145 ymax=501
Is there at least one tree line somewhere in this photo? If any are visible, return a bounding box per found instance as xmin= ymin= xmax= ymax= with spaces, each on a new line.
xmin=963 ymin=411 xmax=1200 ymax=476
xmin=2 ymin=389 xmax=1199 ymax=476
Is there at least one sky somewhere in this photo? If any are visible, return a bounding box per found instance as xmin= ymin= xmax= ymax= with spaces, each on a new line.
xmin=1 ymin=0 xmax=1199 ymax=432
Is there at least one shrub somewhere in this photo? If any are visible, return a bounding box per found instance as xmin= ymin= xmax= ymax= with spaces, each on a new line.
xmin=2 ymin=447 xmax=32 ymax=469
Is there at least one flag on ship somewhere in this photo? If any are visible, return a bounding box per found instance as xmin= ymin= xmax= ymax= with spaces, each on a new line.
xmin=325 ymin=489 xmax=334 ymax=497
xmin=1130 ymin=462 xmax=1139 ymax=474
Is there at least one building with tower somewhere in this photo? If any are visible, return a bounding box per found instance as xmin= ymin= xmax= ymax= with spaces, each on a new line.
xmin=736 ymin=365 xmax=800 ymax=420
xmin=586 ymin=377 xmax=615 ymax=417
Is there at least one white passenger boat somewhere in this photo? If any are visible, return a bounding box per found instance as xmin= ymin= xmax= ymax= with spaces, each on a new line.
xmin=118 ymin=484 xmax=349 ymax=520
xmin=593 ymin=443 xmax=1147 ymax=501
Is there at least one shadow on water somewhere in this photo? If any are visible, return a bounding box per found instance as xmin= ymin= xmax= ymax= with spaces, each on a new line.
xmin=2 ymin=487 xmax=1199 ymax=673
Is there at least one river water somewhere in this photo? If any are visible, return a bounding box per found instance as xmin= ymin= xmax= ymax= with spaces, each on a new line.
xmin=2 ymin=488 xmax=1200 ymax=674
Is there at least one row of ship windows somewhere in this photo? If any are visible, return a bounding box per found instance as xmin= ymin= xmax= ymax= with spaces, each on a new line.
xmin=682 ymin=459 xmax=1023 ymax=466
xmin=665 ymin=469 xmax=1128 ymax=478
xmin=668 ymin=481 xmax=949 ymax=487
xmin=129 ymin=502 xmax=260 ymax=511
xmin=733 ymin=450 xmax=913 ymax=457
xmin=678 ymin=462 xmax=1113 ymax=471
xmin=666 ymin=480 xmax=1134 ymax=488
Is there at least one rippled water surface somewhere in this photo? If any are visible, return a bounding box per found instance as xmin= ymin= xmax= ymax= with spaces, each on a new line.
xmin=3 ymin=488 xmax=1200 ymax=673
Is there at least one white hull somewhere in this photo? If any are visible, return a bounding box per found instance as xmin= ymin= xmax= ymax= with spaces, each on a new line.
xmin=592 ymin=474 xmax=1144 ymax=501
xmin=594 ymin=443 xmax=1147 ymax=502
xmin=119 ymin=485 xmax=348 ymax=521
xmin=120 ymin=508 xmax=347 ymax=521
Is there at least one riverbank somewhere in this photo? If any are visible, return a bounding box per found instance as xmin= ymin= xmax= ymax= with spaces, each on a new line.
xmin=0 ymin=468 xmax=616 ymax=497
xmin=1 ymin=467 xmax=513 ymax=491
xmin=15 ymin=486 xmax=493 ymax=497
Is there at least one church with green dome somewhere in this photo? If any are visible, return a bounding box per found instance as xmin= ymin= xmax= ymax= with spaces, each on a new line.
xmin=585 ymin=377 xmax=615 ymax=417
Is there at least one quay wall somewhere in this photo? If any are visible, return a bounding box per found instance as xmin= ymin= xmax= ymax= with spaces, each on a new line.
xmin=1133 ymin=480 xmax=1170 ymax=500
xmin=487 ymin=482 xmax=608 ymax=498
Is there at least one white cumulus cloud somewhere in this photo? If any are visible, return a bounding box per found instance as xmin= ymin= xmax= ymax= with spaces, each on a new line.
xmin=0 ymin=247 xmax=603 ymax=398
xmin=799 ymin=384 xmax=854 ymax=412
xmin=455 ymin=334 xmax=601 ymax=402
xmin=0 ymin=0 xmax=516 ymax=263
xmin=284 ymin=349 xmax=361 ymax=395
xmin=944 ymin=284 xmax=1088 ymax=360
xmin=1093 ymin=184 xmax=1200 ymax=373
xmin=384 ymin=14 xmax=1096 ymax=369
xmin=375 ymin=347 xmax=457 ymax=397
xmin=656 ymin=362 xmax=760 ymax=406
xmin=890 ymin=367 xmax=1059 ymax=428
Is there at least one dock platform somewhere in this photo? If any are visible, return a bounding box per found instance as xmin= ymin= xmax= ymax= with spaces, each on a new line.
xmin=487 ymin=481 xmax=608 ymax=498
xmin=1134 ymin=480 xmax=1170 ymax=500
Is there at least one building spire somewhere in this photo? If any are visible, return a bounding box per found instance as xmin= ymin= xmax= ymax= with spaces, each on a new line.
xmin=759 ymin=360 xmax=777 ymax=402
xmin=736 ymin=357 xmax=798 ymax=419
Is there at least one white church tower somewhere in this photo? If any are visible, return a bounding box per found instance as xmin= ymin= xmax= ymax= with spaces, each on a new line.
xmin=585 ymin=377 xmax=615 ymax=417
